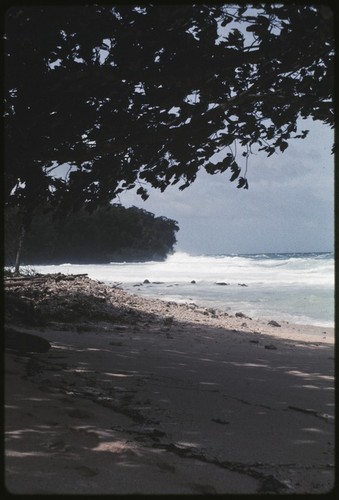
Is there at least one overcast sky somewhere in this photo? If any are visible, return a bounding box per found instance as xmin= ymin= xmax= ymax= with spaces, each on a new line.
xmin=119 ymin=118 xmax=334 ymax=255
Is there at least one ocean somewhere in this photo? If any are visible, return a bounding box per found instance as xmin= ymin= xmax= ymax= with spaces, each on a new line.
xmin=28 ymin=252 xmax=334 ymax=328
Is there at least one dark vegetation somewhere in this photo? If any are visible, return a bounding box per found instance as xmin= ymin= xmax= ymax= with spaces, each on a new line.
xmin=4 ymin=5 xmax=334 ymax=271
xmin=5 ymin=204 xmax=179 ymax=265
xmin=5 ymin=5 xmax=333 ymax=216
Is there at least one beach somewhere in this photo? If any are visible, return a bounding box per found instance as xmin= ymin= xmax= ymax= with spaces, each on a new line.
xmin=4 ymin=274 xmax=335 ymax=494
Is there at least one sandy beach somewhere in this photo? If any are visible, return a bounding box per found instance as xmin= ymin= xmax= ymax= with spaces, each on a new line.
xmin=4 ymin=274 xmax=335 ymax=495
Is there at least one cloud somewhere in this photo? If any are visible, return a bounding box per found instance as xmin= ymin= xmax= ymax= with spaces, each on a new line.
xmin=119 ymin=119 xmax=334 ymax=254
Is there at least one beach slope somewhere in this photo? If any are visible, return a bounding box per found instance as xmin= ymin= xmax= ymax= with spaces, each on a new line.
xmin=4 ymin=274 xmax=335 ymax=494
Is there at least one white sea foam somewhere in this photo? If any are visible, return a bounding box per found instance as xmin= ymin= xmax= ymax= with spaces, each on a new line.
xmin=27 ymin=251 xmax=334 ymax=327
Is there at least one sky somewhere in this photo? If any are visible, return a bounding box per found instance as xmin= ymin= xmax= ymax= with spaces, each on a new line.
xmin=118 ymin=118 xmax=334 ymax=255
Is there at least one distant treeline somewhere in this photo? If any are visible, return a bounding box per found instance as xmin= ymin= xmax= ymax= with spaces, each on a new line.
xmin=5 ymin=204 xmax=179 ymax=265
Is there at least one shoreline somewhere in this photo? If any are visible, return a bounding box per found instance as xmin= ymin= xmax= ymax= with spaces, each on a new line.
xmin=116 ymin=284 xmax=335 ymax=343
xmin=4 ymin=274 xmax=335 ymax=494
xmin=5 ymin=272 xmax=334 ymax=344
xmin=15 ymin=250 xmax=334 ymax=331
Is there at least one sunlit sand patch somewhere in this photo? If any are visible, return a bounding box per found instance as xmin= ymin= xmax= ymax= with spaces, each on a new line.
xmin=6 ymin=450 xmax=50 ymax=457
xmin=175 ymin=441 xmax=200 ymax=449
xmin=287 ymin=370 xmax=334 ymax=381
xmin=93 ymin=440 xmax=141 ymax=455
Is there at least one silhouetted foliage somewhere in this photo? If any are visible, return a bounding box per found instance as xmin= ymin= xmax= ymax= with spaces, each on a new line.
xmin=4 ymin=4 xmax=334 ymax=221
xmin=5 ymin=205 xmax=179 ymax=265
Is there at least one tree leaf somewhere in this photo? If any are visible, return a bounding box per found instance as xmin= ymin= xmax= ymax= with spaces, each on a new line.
xmin=229 ymin=161 xmax=240 ymax=182
xmin=237 ymin=177 xmax=248 ymax=189
xmin=279 ymin=141 xmax=288 ymax=152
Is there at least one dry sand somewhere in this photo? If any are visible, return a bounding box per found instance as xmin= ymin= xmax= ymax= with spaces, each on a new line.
xmin=4 ymin=274 xmax=335 ymax=495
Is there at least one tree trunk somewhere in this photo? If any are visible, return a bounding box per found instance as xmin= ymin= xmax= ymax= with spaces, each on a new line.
xmin=14 ymin=224 xmax=26 ymax=276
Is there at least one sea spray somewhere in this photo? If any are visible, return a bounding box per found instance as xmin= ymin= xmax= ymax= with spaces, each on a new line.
xmin=26 ymin=252 xmax=334 ymax=327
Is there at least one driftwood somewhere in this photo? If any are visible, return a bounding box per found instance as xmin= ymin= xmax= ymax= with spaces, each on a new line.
xmin=5 ymin=273 xmax=88 ymax=284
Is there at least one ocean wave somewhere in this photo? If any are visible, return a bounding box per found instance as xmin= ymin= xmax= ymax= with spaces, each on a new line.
xmin=23 ymin=251 xmax=334 ymax=327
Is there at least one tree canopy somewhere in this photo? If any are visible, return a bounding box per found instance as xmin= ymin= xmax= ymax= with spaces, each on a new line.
xmin=5 ymin=204 xmax=179 ymax=265
xmin=4 ymin=4 xmax=334 ymax=220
